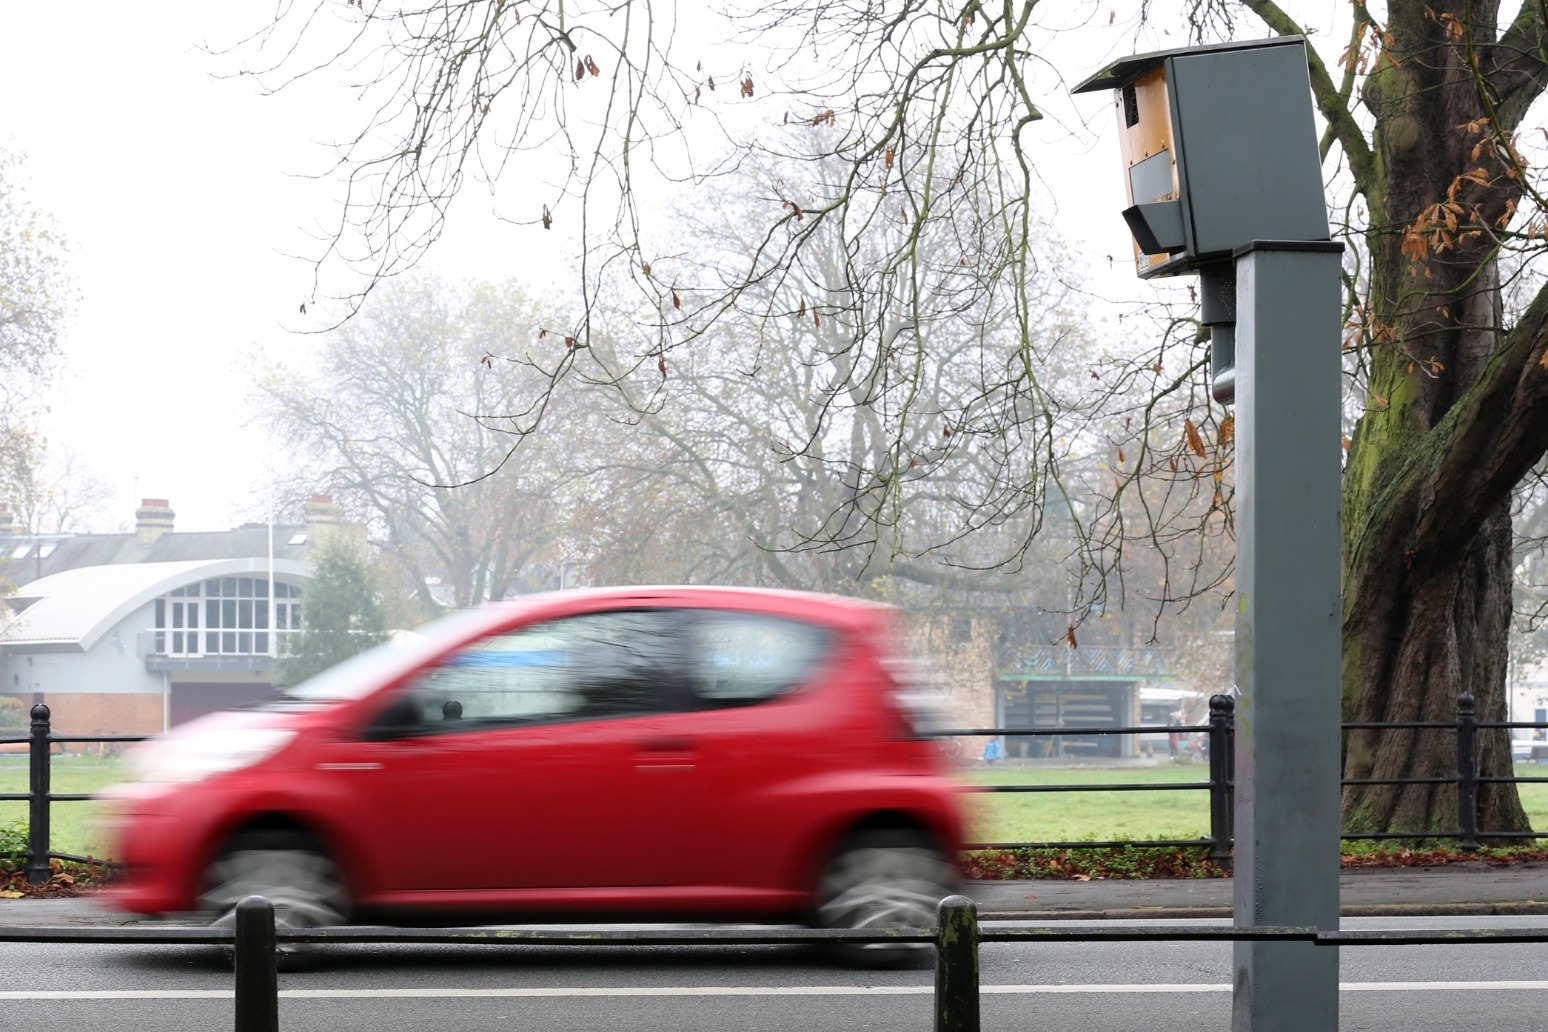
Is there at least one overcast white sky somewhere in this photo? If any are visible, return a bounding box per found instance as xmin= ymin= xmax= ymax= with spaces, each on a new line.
xmin=0 ymin=2 xmax=1268 ymax=534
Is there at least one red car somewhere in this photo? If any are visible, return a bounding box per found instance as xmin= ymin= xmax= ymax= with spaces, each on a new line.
xmin=105 ymin=586 xmax=965 ymax=963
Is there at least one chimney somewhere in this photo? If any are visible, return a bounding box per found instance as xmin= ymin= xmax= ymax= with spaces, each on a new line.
xmin=135 ymin=499 xmax=175 ymax=546
xmin=305 ymin=494 xmax=339 ymax=531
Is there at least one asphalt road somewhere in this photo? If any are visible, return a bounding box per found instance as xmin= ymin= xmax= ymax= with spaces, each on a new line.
xmin=1 ymin=916 xmax=1546 ymax=1031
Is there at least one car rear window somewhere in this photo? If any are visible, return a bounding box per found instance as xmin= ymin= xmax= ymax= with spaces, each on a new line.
xmin=689 ymin=611 xmax=830 ymax=705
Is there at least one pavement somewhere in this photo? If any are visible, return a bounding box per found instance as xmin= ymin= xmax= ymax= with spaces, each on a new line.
xmin=4 ymin=862 xmax=1548 ymax=928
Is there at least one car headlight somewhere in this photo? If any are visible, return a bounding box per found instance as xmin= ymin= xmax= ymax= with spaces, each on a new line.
xmin=123 ymin=728 xmax=298 ymax=785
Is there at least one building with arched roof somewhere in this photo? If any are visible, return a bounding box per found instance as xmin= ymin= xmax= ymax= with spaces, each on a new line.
xmin=0 ymin=497 xmax=349 ymax=736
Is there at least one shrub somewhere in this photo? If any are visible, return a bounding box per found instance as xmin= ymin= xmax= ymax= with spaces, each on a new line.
xmin=0 ymin=821 xmax=26 ymax=871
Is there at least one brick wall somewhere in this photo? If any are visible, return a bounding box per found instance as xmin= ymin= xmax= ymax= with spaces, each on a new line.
xmin=1 ymin=693 xmax=164 ymax=738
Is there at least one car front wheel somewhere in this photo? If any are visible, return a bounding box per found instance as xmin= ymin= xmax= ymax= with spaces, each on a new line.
xmin=199 ymin=831 xmax=349 ymax=961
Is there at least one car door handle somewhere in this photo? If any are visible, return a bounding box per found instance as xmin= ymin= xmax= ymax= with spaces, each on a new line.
xmin=635 ymin=736 xmax=695 ymax=770
xmin=316 ymin=762 xmax=383 ymax=771
xmin=637 ymin=736 xmax=694 ymax=753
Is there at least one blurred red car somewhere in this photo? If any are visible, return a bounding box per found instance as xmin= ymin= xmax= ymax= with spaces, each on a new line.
xmin=105 ymin=586 xmax=965 ymax=962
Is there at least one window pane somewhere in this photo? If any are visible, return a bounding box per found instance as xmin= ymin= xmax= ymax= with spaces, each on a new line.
xmin=222 ymin=600 xmax=236 ymax=627
xmin=206 ymin=599 xmax=220 ymax=627
xmin=567 ymin=611 xmax=685 ymax=717
xmin=691 ymin=612 xmax=830 ymax=704
xmin=408 ymin=611 xmax=684 ymax=729
xmin=239 ymin=600 xmax=253 ymax=628
xmin=223 ymin=632 xmax=236 ymax=653
xmin=255 ymin=579 xmax=269 ymax=599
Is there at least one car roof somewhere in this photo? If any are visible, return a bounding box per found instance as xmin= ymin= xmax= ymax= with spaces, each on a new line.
xmin=470 ymin=585 xmax=894 ymax=633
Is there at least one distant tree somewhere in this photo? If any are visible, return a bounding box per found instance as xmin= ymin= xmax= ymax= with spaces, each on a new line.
xmin=278 ymin=534 xmax=389 ymax=687
xmin=7 ymin=447 xmax=116 ymax=536
xmin=256 ymin=274 xmax=576 ymax=613
xmin=0 ymin=147 xmax=71 ymax=515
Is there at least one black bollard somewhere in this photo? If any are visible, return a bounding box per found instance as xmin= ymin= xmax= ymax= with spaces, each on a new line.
xmin=934 ymin=894 xmax=980 ymax=1032
xmin=26 ymin=704 xmax=51 ymax=886
xmin=234 ymin=895 xmax=279 ymax=1032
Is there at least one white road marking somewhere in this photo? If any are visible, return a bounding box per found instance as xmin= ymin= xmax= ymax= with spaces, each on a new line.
xmin=3 ymin=981 xmax=1548 ymax=1000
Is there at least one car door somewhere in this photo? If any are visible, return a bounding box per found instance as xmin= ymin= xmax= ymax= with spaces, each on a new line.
xmin=666 ymin=610 xmax=838 ymax=889
xmin=329 ymin=608 xmax=698 ymax=894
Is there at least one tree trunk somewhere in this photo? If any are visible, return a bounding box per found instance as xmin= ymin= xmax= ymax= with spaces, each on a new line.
xmin=1340 ymin=0 xmax=1535 ymax=839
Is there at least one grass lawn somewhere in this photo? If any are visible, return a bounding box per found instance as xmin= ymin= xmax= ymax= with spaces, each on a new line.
xmin=962 ymin=762 xmax=1548 ymax=846
xmin=4 ymin=755 xmax=1548 ymax=860
xmin=0 ymin=756 xmax=124 ymax=859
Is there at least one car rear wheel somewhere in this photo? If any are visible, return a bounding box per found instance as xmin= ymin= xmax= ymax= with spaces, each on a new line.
xmin=814 ymin=828 xmax=956 ymax=968
xmin=200 ymin=831 xmax=349 ymax=963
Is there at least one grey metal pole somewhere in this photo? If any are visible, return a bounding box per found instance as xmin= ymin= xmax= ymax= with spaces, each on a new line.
xmin=934 ymin=894 xmax=980 ymax=1032
xmin=234 ymin=895 xmax=279 ymax=1032
xmin=1230 ymin=241 xmax=1344 ymax=1032
xmin=26 ymin=704 xmax=51 ymax=886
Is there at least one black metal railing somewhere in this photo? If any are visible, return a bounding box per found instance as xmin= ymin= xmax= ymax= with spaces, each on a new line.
xmin=2 ymin=894 xmax=1545 ymax=1032
xmin=940 ymin=693 xmax=1239 ymax=863
xmin=0 ymin=704 xmax=147 ymax=884
xmin=3 ymin=693 xmax=1543 ymax=886
xmin=944 ymin=690 xmax=1541 ymax=863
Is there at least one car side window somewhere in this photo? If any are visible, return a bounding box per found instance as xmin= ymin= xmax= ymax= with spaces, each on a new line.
xmin=397 ymin=609 xmax=688 ymax=733
xmin=689 ymin=612 xmax=830 ymax=706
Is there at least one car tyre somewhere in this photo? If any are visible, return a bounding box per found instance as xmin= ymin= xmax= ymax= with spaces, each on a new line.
xmin=200 ymin=831 xmax=349 ymax=969
xmin=813 ymin=828 xmax=956 ymax=969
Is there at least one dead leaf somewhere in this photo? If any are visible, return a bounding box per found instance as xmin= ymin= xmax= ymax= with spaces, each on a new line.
xmin=1184 ymin=418 xmax=1207 ymax=459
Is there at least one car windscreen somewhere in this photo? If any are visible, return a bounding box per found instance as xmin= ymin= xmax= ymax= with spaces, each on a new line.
xmin=280 ymin=608 xmax=498 ymax=703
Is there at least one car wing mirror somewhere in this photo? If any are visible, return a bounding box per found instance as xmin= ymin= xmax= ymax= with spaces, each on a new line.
xmin=361 ymin=693 xmax=422 ymax=741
